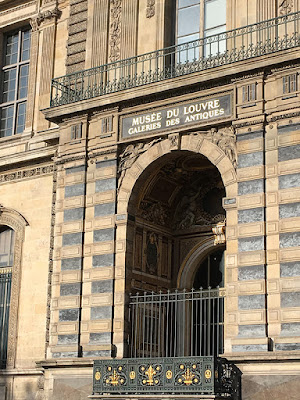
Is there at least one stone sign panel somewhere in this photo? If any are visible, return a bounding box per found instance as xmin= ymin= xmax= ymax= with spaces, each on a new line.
xmin=121 ymin=93 xmax=232 ymax=139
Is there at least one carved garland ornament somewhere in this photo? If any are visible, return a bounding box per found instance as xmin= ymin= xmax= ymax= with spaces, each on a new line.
xmin=109 ymin=0 xmax=122 ymax=62
xmin=0 ymin=206 xmax=28 ymax=368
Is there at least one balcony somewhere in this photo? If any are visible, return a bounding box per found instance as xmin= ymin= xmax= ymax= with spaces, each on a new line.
xmin=50 ymin=12 xmax=300 ymax=109
xmin=91 ymin=289 xmax=241 ymax=399
xmin=92 ymin=357 xmax=241 ymax=399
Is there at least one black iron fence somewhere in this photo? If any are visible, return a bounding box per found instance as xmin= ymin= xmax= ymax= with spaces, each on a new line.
xmin=93 ymin=356 xmax=241 ymax=399
xmin=51 ymin=12 xmax=300 ymax=107
xmin=0 ymin=271 xmax=12 ymax=369
xmin=128 ymin=288 xmax=225 ymax=359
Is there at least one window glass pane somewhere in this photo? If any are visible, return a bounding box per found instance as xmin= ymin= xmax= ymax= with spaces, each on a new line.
xmin=5 ymin=33 xmax=19 ymax=65
xmin=0 ymin=228 xmax=15 ymax=267
xmin=0 ymin=106 xmax=14 ymax=137
xmin=21 ymin=30 xmax=31 ymax=61
xmin=177 ymin=34 xmax=200 ymax=62
xmin=16 ymin=102 xmax=26 ymax=134
xmin=205 ymin=0 xmax=226 ymax=30
xmin=2 ymin=68 xmax=17 ymax=103
xmin=178 ymin=5 xmax=200 ymax=37
xmin=204 ymin=25 xmax=226 ymax=56
xmin=18 ymin=64 xmax=29 ymax=99
xmin=178 ymin=0 xmax=200 ymax=8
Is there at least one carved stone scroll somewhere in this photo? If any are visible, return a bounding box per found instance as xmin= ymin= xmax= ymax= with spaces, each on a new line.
xmin=212 ymin=220 xmax=226 ymax=245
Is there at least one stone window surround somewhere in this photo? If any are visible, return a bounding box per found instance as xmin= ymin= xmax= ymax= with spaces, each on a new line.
xmin=0 ymin=207 xmax=27 ymax=369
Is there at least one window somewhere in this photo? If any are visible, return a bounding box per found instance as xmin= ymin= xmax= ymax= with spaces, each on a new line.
xmin=283 ymin=73 xmax=297 ymax=95
xmin=176 ymin=0 xmax=226 ymax=60
xmin=242 ymin=83 xmax=257 ymax=103
xmin=0 ymin=28 xmax=31 ymax=138
xmin=0 ymin=227 xmax=14 ymax=369
xmin=71 ymin=123 xmax=82 ymax=140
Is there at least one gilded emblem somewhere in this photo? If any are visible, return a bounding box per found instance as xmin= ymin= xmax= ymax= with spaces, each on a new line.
xmin=130 ymin=371 xmax=136 ymax=380
xmin=166 ymin=370 xmax=173 ymax=380
xmin=182 ymin=368 xmax=195 ymax=385
xmin=95 ymin=371 xmax=101 ymax=381
xmin=106 ymin=369 xmax=120 ymax=386
xmin=205 ymin=369 xmax=212 ymax=379
xmin=145 ymin=365 xmax=156 ymax=385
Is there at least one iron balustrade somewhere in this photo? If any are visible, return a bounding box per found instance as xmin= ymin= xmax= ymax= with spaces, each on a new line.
xmin=128 ymin=288 xmax=225 ymax=359
xmin=93 ymin=356 xmax=241 ymax=399
xmin=51 ymin=12 xmax=300 ymax=107
xmin=0 ymin=271 xmax=12 ymax=369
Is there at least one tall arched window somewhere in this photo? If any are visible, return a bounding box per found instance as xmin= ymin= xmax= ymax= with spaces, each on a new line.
xmin=0 ymin=226 xmax=15 ymax=368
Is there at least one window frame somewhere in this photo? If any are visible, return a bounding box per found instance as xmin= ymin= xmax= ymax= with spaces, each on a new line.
xmin=0 ymin=27 xmax=31 ymax=138
xmin=283 ymin=73 xmax=298 ymax=95
xmin=175 ymin=0 xmax=227 ymax=60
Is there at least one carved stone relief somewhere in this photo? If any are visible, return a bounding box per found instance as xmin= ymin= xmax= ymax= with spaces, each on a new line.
xmin=279 ymin=0 xmax=293 ymax=15
xmin=118 ymin=138 xmax=162 ymax=190
xmin=36 ymin=7 xmax=61 ymax=26
xmin=146 ymin=0 xmax=155 ymax=18
xmin=204 ymin=126 xmax=237 ymax=168
xmin=109 ymin=0 xmax=122 ymax=62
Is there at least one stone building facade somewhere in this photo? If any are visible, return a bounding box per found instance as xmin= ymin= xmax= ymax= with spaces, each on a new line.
xmin=0 ymin=1 xmax=300 ymax=399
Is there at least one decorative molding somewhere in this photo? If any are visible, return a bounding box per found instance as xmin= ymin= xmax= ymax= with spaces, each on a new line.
xmin=45 ymin=166 xmax=57 ymax=353
xmin=0 ymin=207 xmax=28 ymax=368
xmin=55 ymin=154 xmax=87 ymax=165
xmin=118 ymin=138 xmax=162 ymax=190
xmin=267 ymin=111 xmax=300 ymax=122
xmin=0 ymin=165 xmax=54 ymax=184
xmin=233 ymin=118 xmax=265 ymax=128
xmin=109 ymin=0 xmax=122 ymax=62
xmin=146 ymin=0 xmax=155 ymax=18
xmin=279 ymin=0 xmax=293 ymax=15
xmin=0 ymin=1 xmax=36 ymax=18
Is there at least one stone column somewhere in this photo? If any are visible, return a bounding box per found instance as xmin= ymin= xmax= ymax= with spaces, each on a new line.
xmin=36 ymin=7 xmax=61 ymax=131
xmin=25 ymin=19 xmax=39 ymax=132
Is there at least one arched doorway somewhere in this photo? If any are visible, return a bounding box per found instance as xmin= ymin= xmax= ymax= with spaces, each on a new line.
xmin=125 ymin=150 xmax=226 ymax=358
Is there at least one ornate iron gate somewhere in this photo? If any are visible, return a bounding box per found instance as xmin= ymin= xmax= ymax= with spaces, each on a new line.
xmin=0 ymin=271 xmax=12 ymax=369
xmin=128 ymin=288 xmax=225 ymax=358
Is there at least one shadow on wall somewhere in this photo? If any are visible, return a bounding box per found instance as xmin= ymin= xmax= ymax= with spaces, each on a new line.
xmin=242 ymin=374 xmax=300 ymax=400
xmin=51 ymin=376 xmax=92 ymax=400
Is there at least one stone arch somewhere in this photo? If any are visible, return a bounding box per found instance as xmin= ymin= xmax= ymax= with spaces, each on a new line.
xmin=177 ymin=237 xmax=216 ymax=289
xmin=113 ymin=133 xmax=237 ymax=356
xmin=117 ymin=133 xmax=237 ymax=215
xmin=0 ymin=206 xmax=28 ymax=368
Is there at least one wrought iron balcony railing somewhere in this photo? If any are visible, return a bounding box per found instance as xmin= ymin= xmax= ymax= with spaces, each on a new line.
xmin=51 ymin=12 xmax=300 ymax=108
xmin=93 ymin=357 xmax=242 ymax=399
